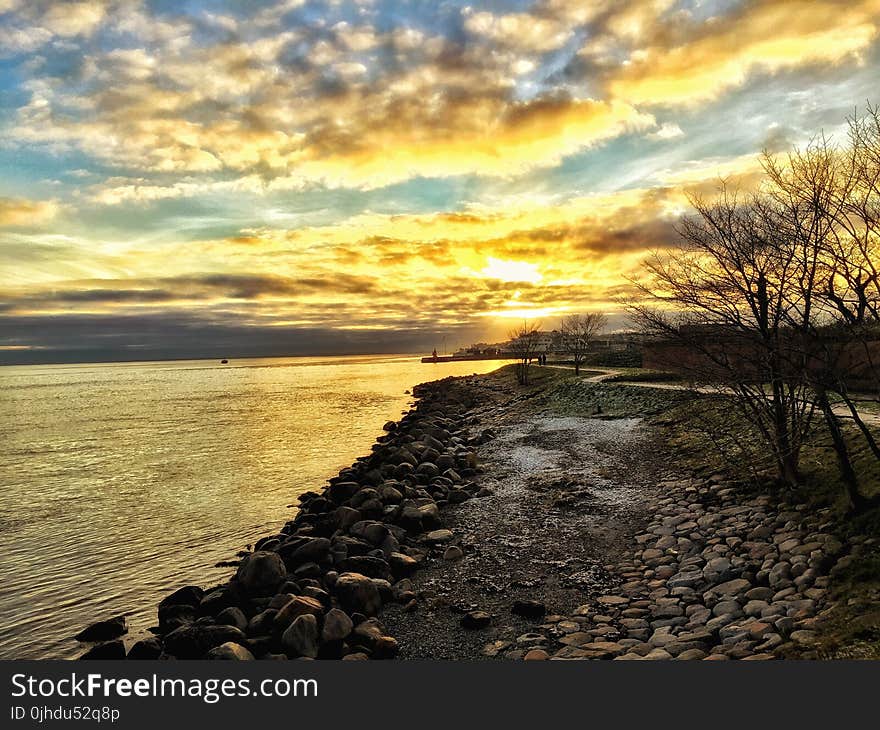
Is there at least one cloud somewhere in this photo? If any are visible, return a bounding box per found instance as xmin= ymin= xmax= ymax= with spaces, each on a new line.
xmin=0 ymin=197 xmax=59 ymax=227
xmin=604 ymin=0 xmax=880 ymax=105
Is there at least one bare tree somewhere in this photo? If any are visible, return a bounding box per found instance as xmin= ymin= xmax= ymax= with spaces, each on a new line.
xmin=560 ymin=312 xmax=607 ymax=375
xmin=630 ymin=187 xmax=816 ymax=490
xmin=508 ymin=321 xmax=542 ymax=385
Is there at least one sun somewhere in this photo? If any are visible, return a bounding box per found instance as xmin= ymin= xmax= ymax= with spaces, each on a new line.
xmin=479 ymin=257 xmax=543 ymax=284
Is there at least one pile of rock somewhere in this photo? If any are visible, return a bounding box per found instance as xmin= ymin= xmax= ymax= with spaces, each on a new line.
xmin=494 ymin=477 xmax=853 ymax=660
xmin=79 ymin=377 xmax=489 ymax=660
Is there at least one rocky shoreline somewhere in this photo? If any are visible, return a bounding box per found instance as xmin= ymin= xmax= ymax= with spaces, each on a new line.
xmin=496 ymin=477 xmax=858 ymax=660
xmin=75 ymin=368 xmax=872 ymax=660
xmin=78 ymin=375 xmax=491 ymax=660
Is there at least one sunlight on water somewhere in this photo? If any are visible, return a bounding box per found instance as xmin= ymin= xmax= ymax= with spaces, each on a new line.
xmin=0 ymin=354 xmax=506 ymax=659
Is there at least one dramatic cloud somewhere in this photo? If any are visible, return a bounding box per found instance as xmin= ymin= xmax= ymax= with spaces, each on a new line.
xmin=1 ymin=0 xmax=879 ymax=361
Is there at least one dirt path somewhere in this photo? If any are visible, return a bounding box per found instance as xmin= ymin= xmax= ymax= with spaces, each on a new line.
xmin=382 ymin=379 xmax=668 ymax=659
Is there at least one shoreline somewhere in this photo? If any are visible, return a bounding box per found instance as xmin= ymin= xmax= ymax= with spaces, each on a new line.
xmin=75 ymin=366 xmax=872 ymax=660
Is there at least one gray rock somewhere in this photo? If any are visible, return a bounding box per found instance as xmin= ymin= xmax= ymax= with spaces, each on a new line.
xmin=75 ymin=616 xmax=127 ymax=643
xmin=322 ymin=608 xmax=354 ymax=643
xmin=282 ymin=614 xmax=319 ymax=658
xmin=216 ymin=607 xmax=248 ymax=631
xmin=236 ymin=551 xmax=286 ymax=596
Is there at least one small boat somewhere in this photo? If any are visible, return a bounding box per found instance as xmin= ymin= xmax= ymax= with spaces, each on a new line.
xmin=220 ymin=359 xmax=228 ymax=364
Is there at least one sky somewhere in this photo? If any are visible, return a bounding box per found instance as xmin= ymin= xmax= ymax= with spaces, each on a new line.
xmin=1 ymin=0 xmax=880 ymax=363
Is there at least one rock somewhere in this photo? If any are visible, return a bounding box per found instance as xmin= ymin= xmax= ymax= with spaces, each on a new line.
xmin=335 ymin=572 xmax=383 ymax=616
xmin=643 ymin=648 xmax=673 ymax=660
xmin=339 ymin=556 xmax=392 ymax=580
xmin=512 ymin=600 xmax=546 ymax=619
xmin=327 ymin=481 xmax=361 ymax=504
xmin=216 ymin=606 xmax=248 ymax=631
xmin=159 ymin=585 xmax=204 ymax=610
xmin=443 ymin=545 xmax=464 ymax=561
xmin=273 ymin=595 xmax=325 ymax=629
xmin=461 ymin=611 xmax=492 ymax=629
xmin=164 ymin=625 xmax=249 ymax=660
xmin=790 ymin=630 xmax=817 ymax=645
xmin=424 ymin=529 xmax=454 ymax=544
xmin=79 ymin=640 xmax=126 ymax=660
xmin=676 ymin=648 xmax=708 ymax=660
xmin=322 ymin=609 xmax=354 ymax=642
xmin=205 ymin=642 xmax=255 ymax=660
xmin=282 ymin=614 xmax=319 ymax=659
xmin=524 ymin=649 xmax=550 ymax=660
xmin=597 ymin=595 xmax=629 ymax=607
xmin=349 ymin=521 xmax=389 ymax=545
xmin=75 ymin=616 xmax=127 ymax=643
xmin=158 ymin=603 xmax=197 ymax=631
xmin=235 ymin=551 xmax=286 ymax=596
xmin=707 ymin=578 xmax=751 ymax=597
xmin=285 ymin=537 xmax=331 ymax=565
xmin=388 ymin=552 xmax=419 ymax=578
xmin=126 ymin=637 xmax=162 ymax=659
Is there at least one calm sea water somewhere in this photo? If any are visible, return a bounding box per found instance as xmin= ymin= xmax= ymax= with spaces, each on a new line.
xmin=0 ymin=354 xmax=505 ymax=659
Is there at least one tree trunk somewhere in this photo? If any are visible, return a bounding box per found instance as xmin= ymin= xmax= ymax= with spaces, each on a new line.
xmin=816 ymin=389 xmax=868 ymax=513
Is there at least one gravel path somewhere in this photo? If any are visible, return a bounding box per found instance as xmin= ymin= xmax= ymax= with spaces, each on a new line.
xmin=382 ymin=381 xmax=667 ymax=659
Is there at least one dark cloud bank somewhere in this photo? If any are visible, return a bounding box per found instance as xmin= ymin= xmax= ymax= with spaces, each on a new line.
xmin=0 ymin=312 xmax=483 ymax=365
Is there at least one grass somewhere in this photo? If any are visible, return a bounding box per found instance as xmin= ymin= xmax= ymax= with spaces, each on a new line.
xmin=602 ymin=368 xmax=684 ymax=384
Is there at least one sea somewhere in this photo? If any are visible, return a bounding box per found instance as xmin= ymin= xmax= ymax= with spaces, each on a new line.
xmin=0 ymin=354 xmax=506 ymax=659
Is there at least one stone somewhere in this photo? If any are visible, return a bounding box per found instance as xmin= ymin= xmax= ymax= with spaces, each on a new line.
xmin=282 ymin=614 xmax=320 ymax=658
xmin=676 ymin=648 xmax=708 ymax=660
xmin=75 ymin=616 xmax=127 ymax=643
xmin=424 ymin=529 xmax=454 ymax=544
xmin=163 ymin=625 xmax=249 ymax=660
xmin=443 ymin=545 xmax=464 ymax=561
xmin=339 ymin=556 xmax=392 ymax=581
xmin=158 ymin=586 xmax=204 ymax=611
xmin=335 ymin=572 xmax=383 ymax=616
xmin=235 ymin=551 xmax=286 ymax=596
xmin=322 ymin=608 xmax=354 ymax=643
xmin=524 ymin=649 xmax=550 ymax=660
xmin=643 ymin=648 xmax=673 ymax=660
xmin=790 ymin=630 xmax=818 ymax=645
xmin=274 ymin=595 xmax=324 ymax=629
xmin=205 ymin=642 xmax=255 ymax=660
xmin=512 ymin=600 xmax=547 ymax=619
xmin=597 ymin=595 xmax=629 ymax=607
xmin=216 ymin=606 xmax=248 ymax=631
xmin=388 ymin=552 xmax=419 ymax=578
xmin=285 ymin=537 xmax=331 ymax=565
xmin=707 ymin=578 xmax=751 ymax=597
xmin=126 ymin=637 xmax=162 ymax=659
xmin=461 ymin=611 xmax=492 ymax=629
xmin=79 ymin=640 xmax=126 ymax=660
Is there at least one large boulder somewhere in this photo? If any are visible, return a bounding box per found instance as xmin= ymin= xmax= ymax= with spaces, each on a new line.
xmin=273 ymin=595 xmax=324 ymax=630
xmin=334 ymin=572 xmax=382 ymax=616
xmin=126 ymin=637 xmax=162 ymax=660
xmin=163 ymin=625 xmax=248 ymax=660
xmin=235 ymin=551 xmax=286 ymax=596
xmin=75 ymin=615 xmax=127 ymax=642
xmin=79 ymin=640 xmax=126 ymax=660
xmin=322 ymin=609 xmax=353 ymax=643
xmin=281 ymin=614 xmax=319 ymax=658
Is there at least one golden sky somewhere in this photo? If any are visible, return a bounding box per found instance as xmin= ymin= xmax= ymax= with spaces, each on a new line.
xmin=1 ymin=0 xmax=879 ymax=361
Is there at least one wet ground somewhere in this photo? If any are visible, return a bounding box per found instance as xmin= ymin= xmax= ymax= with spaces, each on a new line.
xmin=383 ymin=372 xmax=668 ymax=659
